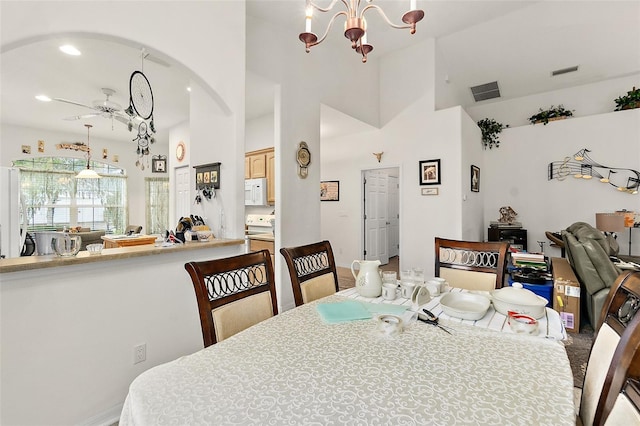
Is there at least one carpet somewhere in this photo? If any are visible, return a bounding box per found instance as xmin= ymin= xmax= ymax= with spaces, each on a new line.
xmin=563 ymin=324 xmax=594 ymax=388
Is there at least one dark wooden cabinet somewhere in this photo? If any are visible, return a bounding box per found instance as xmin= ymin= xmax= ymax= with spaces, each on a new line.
xmin=488 ymin=228 xmax=527 ymax=251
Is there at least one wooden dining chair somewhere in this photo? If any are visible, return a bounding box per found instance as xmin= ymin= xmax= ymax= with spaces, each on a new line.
xmin=602 ymin=378 xmax=640 ymax=425
xmin=184 ymin=250 xmax=278 ymax=348
xmin=579 ymin=270 xmax=640 ymax=426
xmin=434 ymin=237 xmax=509 ymax=291
xmin=280 ymin=240 xmax=339 ymax=307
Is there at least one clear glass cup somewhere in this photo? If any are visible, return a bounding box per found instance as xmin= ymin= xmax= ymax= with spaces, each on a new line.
xmin=382 ymin=271 xmax=397 ymax=284
xmin=412 ymin=267 xmax=425 ymax=285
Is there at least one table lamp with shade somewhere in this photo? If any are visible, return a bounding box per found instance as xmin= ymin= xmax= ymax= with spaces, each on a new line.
xmin=595 ymin=212 xmax=625 ymax=256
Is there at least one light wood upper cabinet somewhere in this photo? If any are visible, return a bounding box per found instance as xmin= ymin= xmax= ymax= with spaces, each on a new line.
xmin=247 ymin=153 xmax=267 ymax=178
xmin=266 ymin=150 xmax=275 ymax=204
xmin=244 ymin=156 xmax=251 ymax=179
xmin=246 ymin=147 xmax=275 ymax=204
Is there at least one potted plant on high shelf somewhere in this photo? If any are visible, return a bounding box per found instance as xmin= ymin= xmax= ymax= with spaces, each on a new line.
xmin=614 ymin=86 xmax=640 ymax=111
xmin=528 ymin=105 xmax=574 ymax=125
xmin=477 ymin=118 xmax=509 ymax=149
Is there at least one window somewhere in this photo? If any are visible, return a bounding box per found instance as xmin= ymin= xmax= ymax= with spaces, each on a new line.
xmin=145 ymin=177 xmax=169 ymax=234
xmin=14 ymin=157 xmax=127 ymax=233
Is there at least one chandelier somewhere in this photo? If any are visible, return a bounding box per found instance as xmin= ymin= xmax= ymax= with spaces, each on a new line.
xmin=299 ymin=0 xmax=425 ymax=63
xmin=76 ymin=124 xmax=101 ymax=179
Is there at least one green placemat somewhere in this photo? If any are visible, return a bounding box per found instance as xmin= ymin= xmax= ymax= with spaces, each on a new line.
xmin=316 ymin=301 xmax=372 ymax=324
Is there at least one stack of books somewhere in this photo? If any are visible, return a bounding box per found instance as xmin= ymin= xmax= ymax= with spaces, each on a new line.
xmin=511 ymin=252 xmax=547 ymax=269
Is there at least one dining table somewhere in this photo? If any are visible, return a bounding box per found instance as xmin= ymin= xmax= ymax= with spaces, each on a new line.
xmin=120 ymin=288 xmax=576 ymax=425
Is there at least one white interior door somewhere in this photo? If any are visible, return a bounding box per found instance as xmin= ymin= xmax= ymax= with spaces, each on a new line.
xmin=363 ymin=170 xmax=389 ymax=265
xmin=388 ymin=174 xmax=399 ymax=258
xmin=175 ymin=166 xmax=190 ymax=224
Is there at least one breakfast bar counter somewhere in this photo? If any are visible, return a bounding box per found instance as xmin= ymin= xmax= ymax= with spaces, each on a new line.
xmin=0 ymin=237 xmax=245 ymax=425
xmin=0 ymin=237 xmax=244 ymax=274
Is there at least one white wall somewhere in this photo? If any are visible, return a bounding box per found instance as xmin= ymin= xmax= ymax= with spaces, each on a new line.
xmin=460 ymin=110 xmax=485 ymax=241
xmin=246 ymin=14 xmax=382 ymax=311
xmin=0 ymin=123 xmax=168 ymax=232
xmin=466 ymin=73 xmax=640 ymax=126
xmin=246 ymin=113 xmax=274 ymax=152
xmin=1 ymin=1 xmax=246 ymax=424
xmin=483 ymin=109 xmax=640 ymax=256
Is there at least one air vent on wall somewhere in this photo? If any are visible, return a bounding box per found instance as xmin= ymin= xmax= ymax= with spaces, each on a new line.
xmin=470 ymin=81 xmax=501 ymax=102
xmin=551 ymin=65 xmax=579 ymax=76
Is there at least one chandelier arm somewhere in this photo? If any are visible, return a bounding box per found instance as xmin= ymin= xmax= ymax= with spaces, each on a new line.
xmin=360 ymin=4 xmax=412 ymax=30
xmin=309 ymin=11 xmax=349 ymax=47
xmin=307 ymin=0 xmax=344 ymax=14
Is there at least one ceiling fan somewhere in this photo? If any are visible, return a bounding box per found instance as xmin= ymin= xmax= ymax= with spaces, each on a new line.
xmin=54 ymin=87 xmax=137 ymax=128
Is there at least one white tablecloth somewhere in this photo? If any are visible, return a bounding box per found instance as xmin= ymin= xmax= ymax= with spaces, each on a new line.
xmin=338 ymin=287 xmax=568 ymax=340
xmin=120 ymin=294 xmax=575 ymax=425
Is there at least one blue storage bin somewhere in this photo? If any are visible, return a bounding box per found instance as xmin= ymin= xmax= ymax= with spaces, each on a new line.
xmin=507 ymin=276 xmax=553 ymax=307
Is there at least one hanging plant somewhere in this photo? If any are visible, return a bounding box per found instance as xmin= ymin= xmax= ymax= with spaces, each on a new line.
xmin=528 ymin=105 xmax=574 ymax=125
xmin=614 ymin=86 xmax=640 ymax=111
xmin=477 ymin=118 xmax=508 ymax=149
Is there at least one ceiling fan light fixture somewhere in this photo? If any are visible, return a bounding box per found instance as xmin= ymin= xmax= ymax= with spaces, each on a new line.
xmin=59 ymin=45 xmax=81 ymax=56
xmin=35 ymin=95 xmax=51 ymax=102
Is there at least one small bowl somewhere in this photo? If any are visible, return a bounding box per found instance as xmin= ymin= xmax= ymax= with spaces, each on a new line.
xmin=86 ymin=243 xmax=104 ymax=255
xmin=508 ymin=312 xmax=539 ymax=334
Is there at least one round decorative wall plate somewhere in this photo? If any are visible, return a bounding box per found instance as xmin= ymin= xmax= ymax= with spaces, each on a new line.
xmin=176 ymin=141 xmax=186 ymax=162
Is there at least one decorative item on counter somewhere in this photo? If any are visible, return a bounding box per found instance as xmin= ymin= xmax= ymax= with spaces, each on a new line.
xmin=614 ymin=86 xmax=640 ymax=111
xmin=528 ymin=104 xmax=574 ymax=125
xmin=477 ymin=118 xmax=508 ymax=149
xmin=351 ymin=259 xmax=382 ymax=297
xmin=86 ymin=243 xmax=104 ymax=255
xmin=51 ymin=234 xmax=82 ymax=257
xmin=548 ymin=148 xmax=639 ymax=194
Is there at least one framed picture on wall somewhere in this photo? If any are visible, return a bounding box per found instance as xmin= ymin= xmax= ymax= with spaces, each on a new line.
xmin=471 ymin=165 xmax=480 ymax=192
xmin=152 ymin=155 xmax=167 ymax=173
xmin=419 ymin=159 xmax=441 ymax=185
xmin=320 ymin=181 xmax=340 ymax=201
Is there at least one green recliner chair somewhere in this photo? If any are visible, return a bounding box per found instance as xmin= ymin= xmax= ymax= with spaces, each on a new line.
xmin=562 ymin=222 xmax=622 ymax=330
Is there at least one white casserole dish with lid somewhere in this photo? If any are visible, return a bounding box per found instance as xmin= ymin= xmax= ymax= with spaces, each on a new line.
xmin=491 ymin=282 xmax=548 ymax=319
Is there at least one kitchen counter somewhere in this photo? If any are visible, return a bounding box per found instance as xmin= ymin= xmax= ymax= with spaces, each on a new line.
xmin=0 ymin=238 xmax=244 ymax=274
xmin=247 ymin=233 xmax=274 ymax=242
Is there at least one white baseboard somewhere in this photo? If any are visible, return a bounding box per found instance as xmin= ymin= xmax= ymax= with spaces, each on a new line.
xmin=79 ymin=403 xmax=123 ymax=426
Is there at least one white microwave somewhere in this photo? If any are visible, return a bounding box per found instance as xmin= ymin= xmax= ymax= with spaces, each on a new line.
xmin=245 ymin=178 xmax=268 ymax=206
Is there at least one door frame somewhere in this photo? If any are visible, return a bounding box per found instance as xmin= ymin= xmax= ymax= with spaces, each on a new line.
xmin=361 ymin=166 xmax=401 ymax=264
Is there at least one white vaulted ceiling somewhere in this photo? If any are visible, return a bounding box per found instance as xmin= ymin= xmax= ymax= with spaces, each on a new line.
xmin=1 ymin=1 xmax=638 ymax=143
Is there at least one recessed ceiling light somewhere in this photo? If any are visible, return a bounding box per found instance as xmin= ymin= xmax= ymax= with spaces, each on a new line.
xmin=35 ymin=95 xmax=52 ymax=102
xmin=186 ymin=87 xmax=191 ymax=92
xmin=59 ymin=45 xmax=81 ymax=56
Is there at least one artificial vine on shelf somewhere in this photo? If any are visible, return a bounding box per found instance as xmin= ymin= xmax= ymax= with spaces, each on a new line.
xmin=477 ymin=118 xmax=508 ymax=149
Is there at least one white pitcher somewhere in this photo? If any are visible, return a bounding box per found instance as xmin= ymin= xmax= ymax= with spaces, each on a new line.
xmin=351 ymin=260 xmax=382 ymax=297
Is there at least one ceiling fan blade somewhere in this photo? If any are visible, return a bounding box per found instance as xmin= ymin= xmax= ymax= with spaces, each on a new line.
xmin=53 ymin=97 xmax=96 ymax=110
xmin=63 ymin=113 xmax=100 ymax=121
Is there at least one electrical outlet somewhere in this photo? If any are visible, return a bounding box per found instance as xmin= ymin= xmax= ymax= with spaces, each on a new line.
xmin=134 ymin=343 xmax=146 ymax=364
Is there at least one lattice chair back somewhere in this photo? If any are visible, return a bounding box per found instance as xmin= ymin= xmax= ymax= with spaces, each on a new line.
xmin=581 ymin=270 xmax=640 ymax=426
xmin=280 ymin=240 xmax=339 ymax=307
xmin=184 ymin=250 xmax=277 ymax=347
xmin=434 ymin=237 xmax=509 ymax=291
